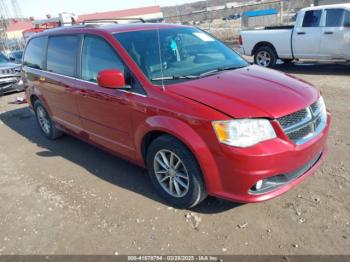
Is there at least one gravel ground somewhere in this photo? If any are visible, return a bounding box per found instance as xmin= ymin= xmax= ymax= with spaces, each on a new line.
xmin=0 ymin=62 xmax=349 ymax=255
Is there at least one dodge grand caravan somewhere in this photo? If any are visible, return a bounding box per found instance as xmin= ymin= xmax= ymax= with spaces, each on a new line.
xmin=23 ymin=22 xmax=330 ymax=208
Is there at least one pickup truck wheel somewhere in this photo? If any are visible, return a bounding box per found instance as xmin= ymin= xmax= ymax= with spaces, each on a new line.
xmin=34 ymin=100 xmax=63 ymax=140
xmin=254 ymin=46 xmax=277 ymax=68
xmin=146 ymin=135 xmax=207 ymax=209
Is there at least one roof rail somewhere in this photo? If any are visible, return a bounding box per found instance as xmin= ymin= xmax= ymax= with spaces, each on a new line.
xmin=82 ymin=18 xmax=145 ymax=24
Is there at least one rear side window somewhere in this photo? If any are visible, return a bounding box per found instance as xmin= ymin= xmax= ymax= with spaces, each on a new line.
xmin=47 ymin=36 xmax=79 ymax=77
xmin=344 ymin=10 xmax=350 ymax=27
xmin=302 ymin=10 xmax=322 ymax=27
xmin=23 ymin=37 xmax=47 ymax=69
xmin=325 ymin=9 xmax=345 ymax=27
xmin=81 ymin=36 xmax=124 ymax=82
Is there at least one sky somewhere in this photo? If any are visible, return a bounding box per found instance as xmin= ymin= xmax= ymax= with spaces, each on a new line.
xmin=16 ymin=0 xmax=199 ymax=19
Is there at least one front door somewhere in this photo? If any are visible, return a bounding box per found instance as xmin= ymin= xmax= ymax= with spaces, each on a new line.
xmin=293 ymin=9 xmax=323 ymax=59
xmin=75 ymin=35 xmax=136 ymax=159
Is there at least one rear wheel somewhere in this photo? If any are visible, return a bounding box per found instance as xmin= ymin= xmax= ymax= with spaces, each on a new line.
xmin=146 ymin=135 xmax=207 ymax=209
xmin=34 ymin=100 xmax=63 ymax=140
xmin=254 ymin=46 xmax=277 ymax=68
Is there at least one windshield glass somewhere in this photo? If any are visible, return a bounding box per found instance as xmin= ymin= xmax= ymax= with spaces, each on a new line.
xmin=114 ymin=27 xmax=248 ymax=83
xmin=0 ymin=53 xmax=9 ymax=63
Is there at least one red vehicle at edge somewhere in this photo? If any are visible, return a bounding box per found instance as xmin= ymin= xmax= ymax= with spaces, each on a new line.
xmin=22 ymin=21 xmax=331 ymax=208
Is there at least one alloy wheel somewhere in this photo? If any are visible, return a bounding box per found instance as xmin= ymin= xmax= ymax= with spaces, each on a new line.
xmin=153 ymin=149 xmax=190 ymax=198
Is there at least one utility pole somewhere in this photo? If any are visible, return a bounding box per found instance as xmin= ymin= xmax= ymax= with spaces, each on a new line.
xmin=0 ymin=0 xmax=11 ymax=52
xmin=11 ymin=0 xmax=23 ymax=20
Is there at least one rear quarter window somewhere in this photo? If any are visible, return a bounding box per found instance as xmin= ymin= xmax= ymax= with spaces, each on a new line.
xmin=47 ymin=35 xmax=79 ymax=77
xmin=23 ymin=37 xmax=47 ymax=69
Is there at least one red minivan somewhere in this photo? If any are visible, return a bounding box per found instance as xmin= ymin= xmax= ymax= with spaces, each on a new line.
xmin=23 ymin=22 xmax=330 ymax=208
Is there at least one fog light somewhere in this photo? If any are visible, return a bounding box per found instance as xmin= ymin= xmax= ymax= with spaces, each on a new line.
xmin=255 ymin=180 xmax=263 ymax=190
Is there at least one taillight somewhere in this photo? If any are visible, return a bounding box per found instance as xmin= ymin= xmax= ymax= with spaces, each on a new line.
xmin=238 ymin=35 xmax=243 ymax=46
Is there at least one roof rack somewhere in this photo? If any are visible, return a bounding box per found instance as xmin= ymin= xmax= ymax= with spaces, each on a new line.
xmin=82 ymin=18 xmax=145 ymax=24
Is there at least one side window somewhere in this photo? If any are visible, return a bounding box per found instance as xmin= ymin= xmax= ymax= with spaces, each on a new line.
xmin=344 ymin=10 xmax=350 ymax=27
xmin=325 ymin=9 xmax=345 ymax=27
xmin=82 ymin=36 xmax=124 ymax=82
xmin=23 ymin=37 xmax=47 ymax=69
xmin=302 ymin=10 xmax=322 ymax=27
xmin=47 ymin=36 xmax=79 ymax=77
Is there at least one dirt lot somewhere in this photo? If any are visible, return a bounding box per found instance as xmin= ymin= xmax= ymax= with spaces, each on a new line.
xmin=0 ymin=62 xmax=349 ymax=255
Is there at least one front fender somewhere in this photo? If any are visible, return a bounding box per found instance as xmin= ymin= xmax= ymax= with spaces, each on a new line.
xmin=134 ymin=115 xmax=221 ymax=194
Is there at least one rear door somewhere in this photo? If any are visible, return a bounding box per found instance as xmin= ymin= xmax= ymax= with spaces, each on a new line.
xmin=75 ymin=35 xmax=138 ymax=159
xmin=320 ymin=9 xmax=350 ymax=59
xmin=42 ymin=35 xmax=82 ymax=134
xmin=293 ymin=9 xmax=323 ymax=58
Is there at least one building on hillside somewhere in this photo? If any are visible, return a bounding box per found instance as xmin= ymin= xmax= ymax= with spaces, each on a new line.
xmin=4 ymin=20 xmax=32 ymax=49
xmin=77 ymin=6 xmax=164 ymax=23
xmin=315 ymin=0 xmax=350 ymax=5
xmin=242 ymin=9 xmax=278 ymax=29
xmin=3 ymin=6 xmax=163 ymax=51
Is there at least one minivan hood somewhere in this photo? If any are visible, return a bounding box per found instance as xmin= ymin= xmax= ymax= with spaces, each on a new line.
xmin=168 ymin=65 xmax=319 ymax=119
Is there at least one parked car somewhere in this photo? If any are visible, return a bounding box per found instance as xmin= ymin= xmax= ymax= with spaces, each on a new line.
xmin=223 ymin=14 xmax=241 ymax=21
xmin=9 ymin=50 xmax=23 ymax=64
xmin=0 ymin=52 xmax=23 ymax=96
xmin=23 ymin=22 xmax=330 ymax=208
xmin=239 ymin=4 xmax=350 ymax=67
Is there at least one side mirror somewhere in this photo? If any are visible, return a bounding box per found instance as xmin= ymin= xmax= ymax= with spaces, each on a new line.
xmin=97 ymin=69 xmax=125 ymax=89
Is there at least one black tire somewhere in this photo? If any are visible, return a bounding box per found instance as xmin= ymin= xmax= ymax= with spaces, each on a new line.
xmin=34 ymin=100 xmax=63 ymax=140
xmin=146 ymin=135 xmax=207 ymax=209
xmin=254 ymin=46 xmax=278 ymax=68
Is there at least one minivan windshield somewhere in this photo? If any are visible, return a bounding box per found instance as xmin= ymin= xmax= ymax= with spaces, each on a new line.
xmin=114 ymin=27 xmax=248 ymax=84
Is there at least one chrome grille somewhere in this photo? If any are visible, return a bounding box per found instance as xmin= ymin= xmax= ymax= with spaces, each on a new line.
xmin=287 ymin=125 xmax=313 ymax=141
xmin=277 ymin=98 xmax=327 ymax=145
xmin=278 ymin=109 xmax=309 ymax=129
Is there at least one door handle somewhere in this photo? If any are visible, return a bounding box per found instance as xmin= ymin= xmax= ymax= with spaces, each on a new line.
xmin=324 ymin=31 xmax=334 ymax=35
xmin=297 ymin=32 xmax=306 ymax=35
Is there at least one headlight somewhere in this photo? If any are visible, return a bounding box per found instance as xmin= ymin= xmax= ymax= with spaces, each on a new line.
xmin=212 ymin=119 xmax=276 ymax=148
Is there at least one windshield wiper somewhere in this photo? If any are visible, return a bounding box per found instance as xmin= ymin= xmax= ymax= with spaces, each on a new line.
xmin=151 ymin=75 xmax=200 ymax=81
xmin=199 ymin=65 xmax=246 ymax=77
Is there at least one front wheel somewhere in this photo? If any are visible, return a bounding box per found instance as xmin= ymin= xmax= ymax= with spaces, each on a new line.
xmin=254 ymin=46 xmax=277 ymax=68
xmin=146 ymin=135 xmax=207 ymax=209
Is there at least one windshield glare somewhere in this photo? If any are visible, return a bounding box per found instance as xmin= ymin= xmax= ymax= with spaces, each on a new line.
xmin=114 ymin=28 xmax=248 ymax=83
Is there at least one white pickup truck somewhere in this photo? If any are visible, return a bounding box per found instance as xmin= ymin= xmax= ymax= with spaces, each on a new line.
xmin=239 ymin=4 xmax=350 ymax=67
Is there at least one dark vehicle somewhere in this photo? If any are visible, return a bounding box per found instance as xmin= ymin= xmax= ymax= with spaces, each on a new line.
xmin=0 ymin=53 xmax=23 ymax=96
xmin=223 ymin=14 xmax=241 ymax=21
xmin=9 ymin=50 xmax=23 ymax=64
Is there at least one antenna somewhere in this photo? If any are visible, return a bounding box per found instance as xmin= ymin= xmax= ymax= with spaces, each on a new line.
xmin=156 ymin=24 xmax=165 ymax=91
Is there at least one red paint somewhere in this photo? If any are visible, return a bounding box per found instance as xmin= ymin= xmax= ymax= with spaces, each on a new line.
xmin=97 ymin=69 xmax=125 ymax=89
xmin=23 ymin=24 xmax=331 ymax=203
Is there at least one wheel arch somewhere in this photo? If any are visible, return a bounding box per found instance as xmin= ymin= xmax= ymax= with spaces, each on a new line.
xmin=252 ymin=41 xmax=279 ymax=58
xmin=135 ymin=116 xmax=222 ymax=194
